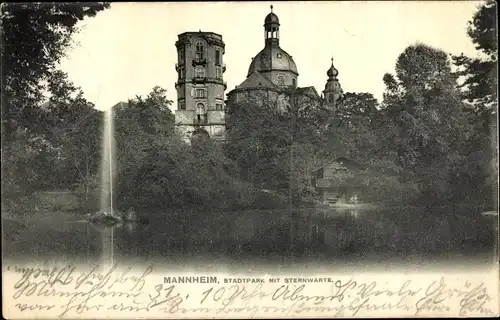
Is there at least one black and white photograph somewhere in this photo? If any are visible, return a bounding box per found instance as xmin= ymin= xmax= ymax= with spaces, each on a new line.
xmin=2 ymin=1 xmax=498 ymax=318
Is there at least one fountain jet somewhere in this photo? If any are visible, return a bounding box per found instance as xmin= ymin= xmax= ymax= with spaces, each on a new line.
xmin=99 ymin=106 xmax=116 ymax=268
xmin=100 ymin=107 xmax=116 ymax=215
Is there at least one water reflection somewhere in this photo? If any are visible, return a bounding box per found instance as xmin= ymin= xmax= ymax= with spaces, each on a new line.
xmin=86 ymin=221 xmax=141 ymax=269
xmin=3 ymin=207 xmax=496 ymax=266
xmin=86 ymin=224 xmax=112 ymax=268
xmin=84 ymin=208 xmax=367 ymax=265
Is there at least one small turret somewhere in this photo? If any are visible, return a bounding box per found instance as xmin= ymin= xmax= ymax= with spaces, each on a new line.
xmin=323 ymin=57 xmax=344 ymax=109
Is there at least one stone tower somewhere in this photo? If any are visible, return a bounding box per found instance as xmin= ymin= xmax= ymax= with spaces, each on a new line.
xmin=323 ymin=58 xmax=344 ymax=111
xmin=174 ymin=31 xmax=227 ymax=142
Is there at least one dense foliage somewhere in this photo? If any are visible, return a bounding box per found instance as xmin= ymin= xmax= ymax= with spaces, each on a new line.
xmin=113 ymin=87 xmax=257 ymax=211
xmin=1 ymin=3 xmax=109 ymax=212
xmin=1 ymin=2 xmax=110 ymax=141
xmin=451 ymin=0 xmax=498 ymax=208
xmin=452 ymin=0 xmax=497 ymax=109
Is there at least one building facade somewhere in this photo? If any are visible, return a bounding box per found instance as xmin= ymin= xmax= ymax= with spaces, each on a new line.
xmin=311 ymin=157 xmax=363 ymax=205
xmin=174 ymin=31 xmax=227 ymax=142
xmin=174 ymin=6 xmax=345 ymax=142
xmin=226 ymin=6 xmax=344 ymax=116
xmin=226 ymin=6 xmax=302 ymax=110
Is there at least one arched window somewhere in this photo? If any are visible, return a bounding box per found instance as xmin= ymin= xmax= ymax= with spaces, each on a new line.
xmin=266 ymin=28 xmax=271 ymax=39
xmin=196 ymin=42 xmax=204 ymax=59
xmin=277 ymin=75 xmax=285 ymax=86
xmin=196 ymin=103 xmax=206 ymax=124
xmin=292 ymin=78 xmax=296 ymax=87
xmin=328 ymin=94 xmax=334 ymax=103
xmin=196 ymin=103 xmax=205 ymax=114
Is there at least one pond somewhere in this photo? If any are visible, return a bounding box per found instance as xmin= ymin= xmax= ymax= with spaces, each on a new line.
xmin=3 ymin=206 xmax=497 ymax=272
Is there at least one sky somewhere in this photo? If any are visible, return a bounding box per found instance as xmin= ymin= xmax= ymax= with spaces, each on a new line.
xmin=58 ymin=1 xmax=485 ymax=111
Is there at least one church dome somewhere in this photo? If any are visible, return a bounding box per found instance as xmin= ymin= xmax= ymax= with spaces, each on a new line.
xmin=247 ymin=44 xmax=298 ymax=77
xmin=265 ymin=12 xmax=279 ymax=25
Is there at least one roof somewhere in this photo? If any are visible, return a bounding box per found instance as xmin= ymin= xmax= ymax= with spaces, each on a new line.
xmin=296 ymin=86 xmax=321 ymax=101
xmin=177 ymin=31 xmax=222 ymax=37
xmin=247 ymin=42 xmax=298 ymax=77
xmin=312 ymin=157 xmax=363 ymax=173
xmin=265 ymin=12 xmax=280 ymax=25
xmin=111 ymin=101 xmax=128 ymax=109
xmin=176 ymin=31 xmax=225 ymax=48
xmin=236 ymin=70 xmax=277 ymax=90
xmin=327 ymin=63 xmax=339 ymax=78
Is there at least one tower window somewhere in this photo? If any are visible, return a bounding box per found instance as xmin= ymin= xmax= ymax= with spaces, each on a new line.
xmin=216 ymin=67 xmax=222 ymax=79
xmin=277 ymin=75 xmax=285 ymax=86
xmin=196 ymin=42 xmax=204 ymax=59
xmin=195 ymin=66 xmax=206 ymax=78
xmin=179 ymin=100 xmax=186 ymax=110
xmin=196 ymin=103 xmax=205 ymax=114
xmin=215 ymin=103 xmax=223 ymax=111
xmin=179 ymin=68 xmax=185 ymax=79
xmin=328 ymin=94 xmax=334 ymax=103
xmin=215 ymin=50 xmax=221 ymax=65
xmin=196 ymin=103 xmax=206 ymax=124
xmin=292 ymin=78 xmax=296 ymax=87
xmin=196 ymin=88 xmax=206 ymax=98
xmin=179 ymin=49 xmax=185 ymax=63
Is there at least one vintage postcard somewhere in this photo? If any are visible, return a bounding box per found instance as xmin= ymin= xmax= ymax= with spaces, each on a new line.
xmin=2 ymin=1 xmax=499 ymax=318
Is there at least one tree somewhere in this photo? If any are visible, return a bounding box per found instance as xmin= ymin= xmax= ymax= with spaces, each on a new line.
xmin=381 ymin=44 xmax=478 ymax=205
xmin=225 ymin=97 xmax=291 ymax=190
xmin=1 ymin=2 xmax=110 ymax=141
xmin=114 ymin=86 xmax=175 ymax=210
xmin=1 ymin=3 xmax=110 ymax=209
xmin=225 ymin=87 xmax=329 ymax=202
xmin=451 ymin=0 xmax=498 ymax=208
xmin=113 ymin=86 xmax=256 ymax=211
xmin=19 ymin=70 xmax=104 ymax=208
xmin=320 ymin=92 xmax=383 ymax=164
xmin=452 ymin=0 xmax=497 ymax=109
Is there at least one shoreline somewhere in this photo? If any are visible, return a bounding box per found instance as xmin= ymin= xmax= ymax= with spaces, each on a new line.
xmin=313 ymin=203 xmax=379 ymax=210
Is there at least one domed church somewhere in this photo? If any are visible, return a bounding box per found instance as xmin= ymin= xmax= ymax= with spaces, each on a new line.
xmin=174 ymin=6 xmax=344 ymax=143
xmin=245 ymin=6 xmax=298 ymax=88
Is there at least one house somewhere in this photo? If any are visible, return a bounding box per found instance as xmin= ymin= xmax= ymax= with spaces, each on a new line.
xmin=311 ymin=157 xmax=364 ymax=205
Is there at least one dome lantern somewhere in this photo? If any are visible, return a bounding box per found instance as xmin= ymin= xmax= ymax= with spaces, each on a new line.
xmin=264 ymin=5 xmax=280 ymax=45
